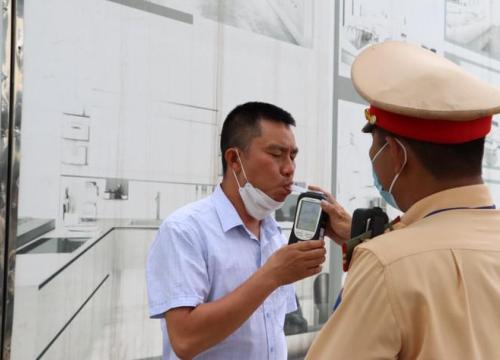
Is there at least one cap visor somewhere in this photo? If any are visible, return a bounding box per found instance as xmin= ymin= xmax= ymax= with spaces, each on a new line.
xmin=362 ymin=123 xmax=374 ymax=133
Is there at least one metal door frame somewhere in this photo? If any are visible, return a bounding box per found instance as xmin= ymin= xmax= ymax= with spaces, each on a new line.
xmin=1 ymin=0 xmax=23 ymax=358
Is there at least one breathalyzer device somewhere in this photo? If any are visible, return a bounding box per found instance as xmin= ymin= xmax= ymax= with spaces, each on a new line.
xmin=288 ymin=191 xmax=328 ymax=244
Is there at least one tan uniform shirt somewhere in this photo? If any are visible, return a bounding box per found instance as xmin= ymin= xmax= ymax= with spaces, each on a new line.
xmin=306 ymin=184 xmax=500 ymax=360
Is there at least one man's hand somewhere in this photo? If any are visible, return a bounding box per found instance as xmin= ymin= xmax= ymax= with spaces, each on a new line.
xmin=262 ymin=239 xmax=326 ymax=287
xmin=165 ymin=240 xmax=325 ymax=359
xmin=308 ymin=185 xmax=352 ymax=245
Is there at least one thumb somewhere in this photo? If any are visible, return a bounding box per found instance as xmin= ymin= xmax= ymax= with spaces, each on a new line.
xmin=320 ymin=200 xmax=335 ymax=214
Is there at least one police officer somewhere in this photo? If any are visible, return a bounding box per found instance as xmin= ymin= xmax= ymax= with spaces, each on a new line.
xmin=307 ymin=41 xmax=500 ymax=359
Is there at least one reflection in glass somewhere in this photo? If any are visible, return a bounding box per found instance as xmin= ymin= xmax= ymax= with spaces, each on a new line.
xmin=8 ymin=0 xmax=336 ymax=359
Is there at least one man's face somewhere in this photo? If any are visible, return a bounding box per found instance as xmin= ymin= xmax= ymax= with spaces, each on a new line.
xmin=239 ymin=119 xmax=298 ymax=202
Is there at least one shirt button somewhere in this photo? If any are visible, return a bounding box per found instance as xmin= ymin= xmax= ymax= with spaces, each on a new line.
xmin=266 ymin=312 xmax=270 ymax=318
xmin=270 ymin=347 xmax=274 ymax=352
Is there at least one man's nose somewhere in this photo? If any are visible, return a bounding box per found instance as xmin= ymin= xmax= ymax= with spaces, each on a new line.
xmin=282 ymin=157 xmax=295 ymax=177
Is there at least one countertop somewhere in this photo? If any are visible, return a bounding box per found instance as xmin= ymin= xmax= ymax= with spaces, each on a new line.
xmin=15 ymin=218 xmax=162 ymax=288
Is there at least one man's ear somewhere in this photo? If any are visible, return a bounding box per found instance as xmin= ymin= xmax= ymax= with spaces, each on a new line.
xmin=224 ymin=148 xmax=241 ymax=173
xmin=385 ymin=136 xmax=406 ymax=175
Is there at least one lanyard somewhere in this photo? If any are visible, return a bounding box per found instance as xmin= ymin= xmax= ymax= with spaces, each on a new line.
xmin=333 ymin=289 xmax=343 ymax=312
xmin=424 ymin=205 xmax=496 ymax=218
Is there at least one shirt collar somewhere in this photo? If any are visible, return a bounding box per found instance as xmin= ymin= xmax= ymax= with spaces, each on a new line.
xmin=401 ymin=184 xmax=494 ymax=226
xmin=212 ymin=184 xmax=282 ymax=235
xmin=212 ymin=184 xmax=244 ymax=232
xmin=262 ymin=215 xmax=282 ymax=235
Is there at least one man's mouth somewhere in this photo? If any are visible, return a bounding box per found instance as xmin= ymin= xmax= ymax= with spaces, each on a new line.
xmin=283 ymin=183 xmax=293 ymax=194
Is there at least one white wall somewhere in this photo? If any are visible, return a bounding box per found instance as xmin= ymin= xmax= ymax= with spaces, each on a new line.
xmin=491 ymin=0 xmax=500 ymax=25
xmin=337 ymin=0 xmax=500 ymax=211
xmin=18 ymin=0 xmax=334 ymax=222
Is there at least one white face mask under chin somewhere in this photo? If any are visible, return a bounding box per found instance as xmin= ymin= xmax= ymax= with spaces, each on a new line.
xmin=233 ymin=152 xmax=284 ymax=220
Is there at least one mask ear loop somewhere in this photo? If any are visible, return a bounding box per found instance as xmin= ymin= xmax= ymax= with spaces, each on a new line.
xmin=371 ymin=142 xmax=389 ymax=163
xmin=388 ymin=138 xmax=408 ymax=193
xmin=232 ymin=149 xmax=248 ymax=188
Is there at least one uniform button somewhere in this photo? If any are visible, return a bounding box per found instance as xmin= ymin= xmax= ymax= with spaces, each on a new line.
xmin=266 ymin=312 xmax=270 ymax=318
xmin=270 ymin=347 xmax=274 ymax=352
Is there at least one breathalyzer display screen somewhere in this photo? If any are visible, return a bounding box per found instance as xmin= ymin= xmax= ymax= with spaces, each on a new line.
xmin=297 ymin=200 xmax=321 ymax=232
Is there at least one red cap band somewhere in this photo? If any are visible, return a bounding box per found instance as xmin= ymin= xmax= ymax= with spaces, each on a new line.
xmin=368 ymin=106 xmax=492 ymax=144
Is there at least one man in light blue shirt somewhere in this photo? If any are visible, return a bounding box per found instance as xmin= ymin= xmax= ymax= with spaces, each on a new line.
xmin=147 ymin=102 xmax=326 ymax=359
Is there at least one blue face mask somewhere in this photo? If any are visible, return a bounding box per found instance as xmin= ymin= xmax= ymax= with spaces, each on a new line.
xmin=372 ymin=168 xmax=399 ymax=209
xmin=371 ymin=140 xmax=407 ymax=210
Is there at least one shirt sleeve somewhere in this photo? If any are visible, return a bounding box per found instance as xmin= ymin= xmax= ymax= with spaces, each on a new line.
xmin=146 ymin=220 xmax=210 ymax=318
xmin=305 ymin=248 xmax=401 ymax=360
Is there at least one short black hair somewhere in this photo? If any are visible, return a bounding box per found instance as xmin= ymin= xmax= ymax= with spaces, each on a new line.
xmin=374 ymin=127 xmax=484 ymax=179
xmin=220 ymin=102 xmax=296 ymax=174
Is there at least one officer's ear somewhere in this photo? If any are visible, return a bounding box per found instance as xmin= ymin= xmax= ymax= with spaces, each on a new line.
xmin=385 ymin=136 xmax=406 ymax=175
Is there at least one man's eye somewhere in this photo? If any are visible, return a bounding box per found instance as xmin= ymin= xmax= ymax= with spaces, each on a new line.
xmin=270 ymin=152 xmax=282 ymax=158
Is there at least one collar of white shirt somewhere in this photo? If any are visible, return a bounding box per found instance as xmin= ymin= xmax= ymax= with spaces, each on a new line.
xmin=211 ymin=184 xmax=282 ymax=236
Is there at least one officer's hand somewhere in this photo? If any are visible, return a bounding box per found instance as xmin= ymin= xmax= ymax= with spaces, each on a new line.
xmin=308 ymin=185 xmax=352 ymax=245
xmin=263 ymin=240 xmax=326 ymax=287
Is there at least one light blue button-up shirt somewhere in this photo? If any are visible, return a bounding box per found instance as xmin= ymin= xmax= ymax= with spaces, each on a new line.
xmin=147 ymin=184 xmax=297 ymax=359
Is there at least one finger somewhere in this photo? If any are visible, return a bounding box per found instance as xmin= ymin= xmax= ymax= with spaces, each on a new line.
xmin=308 ymin=184 xmax=326 ymax=193
xmin=321 ymin=199 xmax=349 ymax=218
xmin=320 ymin=200 xmax=339 ymax=215
xmin=308 ymin=185 xmax=335 ymax=202
xmin=300 ymin=247 xmax=327 ymax=260
xmin=306 ymin=265 xmax=323 ymax=277
xmin=294 ymin=239 xmax=325 ymax=251
xmin=291 ymin=239 xmax=324 ymax=250
xmin=303 ymin=256 xmax=326 ymax=267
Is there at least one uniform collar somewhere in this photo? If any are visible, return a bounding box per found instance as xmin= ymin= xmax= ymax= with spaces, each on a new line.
xmin=401 ymin=184 xmax=494 ymax=226
xmin=212 ymin=184 xmax=282 ymax=235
